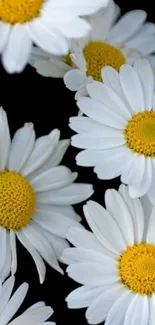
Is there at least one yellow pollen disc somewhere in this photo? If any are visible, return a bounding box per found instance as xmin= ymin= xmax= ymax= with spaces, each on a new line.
xmin=0 ymin=171 xmax=36 ymax=230
xmin=118 ymin=243 xmax=155 ymax=295
xmin=83 ymin=41 xmax=126 ymax=81
xmin=0 ymin=0 xmax=44 ymax=24
xmin=124 ymin=111 xmax=155 ymax=157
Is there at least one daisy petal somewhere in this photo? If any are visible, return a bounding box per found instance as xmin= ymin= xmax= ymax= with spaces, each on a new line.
xmin=134 ymin=59 xmax=154 ymax=110
xmin=107 ymin=10 xmax=146 ymax=44
xmin=0 ymin=23 xmax=10 ymax=53
xmin=86 ymin=284 xmax=125 ymax=325
xmin=0 ymin=282 xmax=28 ymax=325
xmin=0 ymin=276 xmax=15 ymax=315
xmin=2 ymin=25 xmax=32 ymax=73
xmin=146 ymin=206 xmax=155 ymax=244
xmin=124 ymin=295 xmax=149 ymax=325
xmin=30 ymin=166 xmax=77 ymax=192
xmin=10 ymin=230 xmax=17 ymax=275
xmin=77 ymin=97 xmax=126 ymax=129
xmin=105 ymin=189 xmax=134 ymax=246
xmin=101 ymin=66 xmax=126 ymax=101
xmin=83 ymin=201 xmax=126 ymax=254
xmin=66 ymin=286 xmax=104 ymax=309
xmin=9 ymin=306 xmax=53 ymax=325
xmin=17 ymin=231 xmax=46 ymax=284
xmin=64 ymin=70 xmax=86 ymax=91
xmin=66 ymin=227 xmax=115 ymax=257
xmin=27 ymin=21 xmax=69 ymax=55
xmin=8 ymin=123 xmax=35 ymax=172
xmin=21 ymin=129 xmax=60 ymax=177
xmin=120 ymin=64 xmax=145 ymax=113
xmin=0 ymin=108 xmax=10 ymax=170
xmin=37 ymin=183 xmax=94 ymax=205
xmin=106 ymin=291 xmax=133 ymax=325
xmin=67 ymin=262 xmax=117 ymax=286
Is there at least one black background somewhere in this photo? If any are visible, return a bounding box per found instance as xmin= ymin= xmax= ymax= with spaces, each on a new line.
xmin=0 ymin=0 xmax=153 ymax=324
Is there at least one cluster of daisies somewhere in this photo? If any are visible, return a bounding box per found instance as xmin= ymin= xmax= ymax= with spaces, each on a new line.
xmin=1 ymin=0 xmax=155 ymax=324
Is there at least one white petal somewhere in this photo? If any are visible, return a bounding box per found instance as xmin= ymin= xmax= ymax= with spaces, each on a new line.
xmin=86 ymin=284 xmax=125 ymax=325
xmin=33 ymin=57 xmax=70 ymax=78
xmin=9 ymin=306 xmax=53 ymax=325
xmin=140 ymin=194 xmax=153 ymax=238
xmin=21 ymin=129 xmax=60 ymax=177
xmin=105 ymin=189 xmax=134 ymax=246
xmin=0 ymin=227 xmax=7 ymax=276
xmin=71 ymin=131 xmax=125 ymax=150
xmin=119 ymin=185 xmax=145 ymax=243
xmin=69 ymin=117 xmax=104 ymax=134
xmin=48 ymin=234 xmax=70 ymax=261
xmin=61 ymin=247 xmax=115 ymax=266
xmin=1 ymin=232 xmax=12 ymax=282
xmin=10 ymin=231 xmax=17 ymax=275
xmin=16 ymin=231 xmax=46 ymax=284
xmin=33 ymin=211 xmax=81 ymax=238
xmin=147 ymin=160 xmax=155 ymax=205
xmin=0 ymin=23 xmax=10 ymax=53
xmin=87 ymin=82 xmax=131 ymax=120
xmin=83 ymin=201 xmax=126 ymax=254
xmin=27 ymin=20 xmax=69 ymax=55
xmin=124 ymin=295 xmax=149 ymax=325
xmin=121 ymin=154 xmax=145 ymax=186
xmin=37 ymin=183 xmax=94 ymax=205
xmin=48 ymin=0 xmax=109 ymax=15
xmin=66 ymin=227 xmax=116 ymax=257
xmin=77 ymin=97 xmax=126 ymax=129
xmin=101 ymin=66 xmax=126 ymax=101
xmin=134 ymin=59 xmax=154 ymax=110
xmin=22 ymin=222 xmax=63 ymax=274
xmin=94 ymin=146 xmax=131 ymax=180
xmin=30 ymin=166 xmax=77 ymax=192
xmin=107 ymin=10 xmax=146 ymax=44
xmin=129 ymin=157 xmax=152 ymax=198
xmin=26 ymin=139 xmax=70 ymax=180
xmin=0 ymin=108 xmax=11 ymax=170
xmin=0 ymin=276 xmax=15 ymax=314
xmin=67 ymin=262 xmax=117 ymax=286
xmin=36 ymin=203 xmax=81 ymax=222
xmin=2 ymin=25 xmax=32 ymax=73
xmin=146 ymin=206 xmax=155 ymax=244
xmin=106 ymin=291 xmax=133 ymax=325
xmin=8 ymin=123 xmax=35 ymax=172
xmin=0 ymin=283 xmax=28 ymax=325
xmin=120 ymin=64 xmax=145 ymax=113
xmin=136 ymin=36 xmax=155 ymax=55
xmin=66 ymin=285 xmax=104 ymax=309
xmin=64 ymin=70 xmax=86 ymax=91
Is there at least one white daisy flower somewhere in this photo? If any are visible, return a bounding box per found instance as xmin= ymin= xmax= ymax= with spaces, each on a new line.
xmin=0 ymin=276 xmax=55 ymax=325
xmin=61 ymin=185 xmax=155 ymax=325
xmin=0 ymin=0 xmax=109 ymax=74
xmin=0 ymin=107 xmax=93 ymax=284
xmin=64 ymin=1 xmax=155 ymax=99
xmin=70 ymin=58 xmax=155 ymax=203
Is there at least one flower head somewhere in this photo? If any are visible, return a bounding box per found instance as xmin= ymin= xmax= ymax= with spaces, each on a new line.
xmin=0 ymin=0 xmax=109 ymax=73
xmin=70 ymin=58 xmax=155 ymax=203
xmin=0 ymin=108 xmax=93 ymax=283
xmin=62 ymin=185 xmax=155 ymax=324
xmin=64 ymin=1 xmax=155 ymax=99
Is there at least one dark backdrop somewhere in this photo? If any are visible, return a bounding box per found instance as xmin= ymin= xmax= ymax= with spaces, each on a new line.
xmin=0 ymin=0 xmax=153 ymax=324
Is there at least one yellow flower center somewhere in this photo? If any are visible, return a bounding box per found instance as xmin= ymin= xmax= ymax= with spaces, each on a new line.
xmin=118 ymin=243 xmax=155 ymax=295
xmin=124 ymin=111 xmax=155 ymax=157
xmin=0 ymin=0 xmax=44 ymax=24
xmin=83 ymin=41 xmax=126 ymax=81
xmin=0 ymin=171 xmax=36 ymax=230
